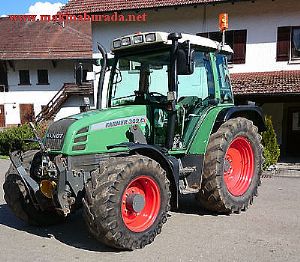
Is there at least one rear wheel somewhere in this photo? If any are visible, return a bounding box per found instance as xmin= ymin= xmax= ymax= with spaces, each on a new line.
xmin=3 ymin=150 xmax=65 ymax=226
xmin=83 ymin=155 xmax=170 ymax=250
xmin=197 ymin=117 xmax=263 ymax=213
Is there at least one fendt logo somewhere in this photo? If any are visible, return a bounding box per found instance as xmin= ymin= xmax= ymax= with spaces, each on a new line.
xmin=46 ymin=133 xmax=64 ymax=139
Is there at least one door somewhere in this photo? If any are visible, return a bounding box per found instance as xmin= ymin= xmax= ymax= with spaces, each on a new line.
xmin=0 ymin=62 xmax=8 ymax=92
xmin=19 ymin=104 xmax=35 ymax=124
xmin=287 ymin=107 xmax=300 ymax=156
xmin=0 ymin=105 xmax=5 ymax=127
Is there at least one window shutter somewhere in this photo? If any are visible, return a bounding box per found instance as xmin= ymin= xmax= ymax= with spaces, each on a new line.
xmin=232 ymin=30 xmax=247 ymax=64
xmin=277 ymin=27 xmax=291 ymax=61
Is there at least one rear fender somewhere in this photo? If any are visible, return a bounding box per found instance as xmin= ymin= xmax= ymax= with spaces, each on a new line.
xmin=213 ymin=105 xmax=266 ymax=132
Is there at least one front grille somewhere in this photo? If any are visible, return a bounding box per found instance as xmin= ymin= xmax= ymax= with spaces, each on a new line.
xmin=45 ymin=118 xmax=76 ymax=151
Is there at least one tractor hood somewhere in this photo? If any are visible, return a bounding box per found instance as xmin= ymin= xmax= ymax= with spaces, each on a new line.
xmin=44 ymin=105 xmax=148 ymax=155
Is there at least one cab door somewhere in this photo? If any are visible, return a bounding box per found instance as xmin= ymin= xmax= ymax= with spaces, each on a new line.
xmin=177 ymin=51 xmax=217 ymax=148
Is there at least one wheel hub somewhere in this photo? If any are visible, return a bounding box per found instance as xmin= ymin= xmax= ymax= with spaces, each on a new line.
xmin=126 ymin=193 xmax=145 ymax=213
xmin=121 ymin=176 xmax=161 ymax=233
xmin=224 ymin=136 xmax=255 ymax=196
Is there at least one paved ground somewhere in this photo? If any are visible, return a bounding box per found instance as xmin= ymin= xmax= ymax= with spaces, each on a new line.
xmin=0 ymin=159 xmax=299 ymax=262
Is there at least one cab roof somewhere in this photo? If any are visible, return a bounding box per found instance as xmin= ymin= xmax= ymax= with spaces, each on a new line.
xmin=111 ymin=31 xmax=233 ymax=54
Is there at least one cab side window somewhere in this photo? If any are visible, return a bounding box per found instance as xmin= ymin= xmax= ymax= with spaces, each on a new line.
xmin=177 ymin=51 xmax=215 ymax=101
xmin=216 ymin=54 xmax=233 ymax=103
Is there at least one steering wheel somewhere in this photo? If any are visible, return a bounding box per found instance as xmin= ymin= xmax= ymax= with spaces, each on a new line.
xmin=149 ymin=92 xmax=166 ymax=97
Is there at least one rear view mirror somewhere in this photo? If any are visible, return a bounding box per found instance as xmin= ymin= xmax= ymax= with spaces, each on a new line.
xmin=177 ymin=41 xmax=195 ymax=75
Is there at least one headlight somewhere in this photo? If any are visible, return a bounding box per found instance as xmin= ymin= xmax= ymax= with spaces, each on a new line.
xmin=145 ymin=33 xmax=156 ymax=42
xmin=113 ymin=39 xmax=121 ymax=49
xmin=121 ymin=37 xmax=131 ymax=46
xmin=133 ymin=35 xmax=144 ymax=44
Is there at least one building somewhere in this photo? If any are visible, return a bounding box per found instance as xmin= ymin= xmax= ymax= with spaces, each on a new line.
xmin=61 ymin=0 xmax=300 ymax=157
xmin=0 ymin=17 xmax=94 ymax=127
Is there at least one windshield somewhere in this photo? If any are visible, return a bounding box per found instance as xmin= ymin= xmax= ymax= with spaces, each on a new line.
xmin=108 ymin=50 xmax=215 ymax=107
xmin=109 ymin=50 xmax=169 ymax=107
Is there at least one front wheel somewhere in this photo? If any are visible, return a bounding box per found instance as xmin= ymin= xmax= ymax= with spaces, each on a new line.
xmin=3 ymin=150 xmax=65 ymax=226
xmin=197 ymin=117 xmax=263 ymax=213
xmin=83 ymin=155 xmax=171 ymax=250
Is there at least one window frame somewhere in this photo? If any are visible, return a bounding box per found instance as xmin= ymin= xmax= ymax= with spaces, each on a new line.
xmin=37 ymin=69 xmax=49 ymax=85
xmin=277 ymin=26 xmax=300 ymax=62
xmin=291 ymin=26 xmax=300 ymax=61
xmin=18 ymin=70 xmax=31 ymax=85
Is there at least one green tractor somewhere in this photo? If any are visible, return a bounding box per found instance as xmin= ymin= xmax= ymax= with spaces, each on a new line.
xmin=3 ymin=32 xmax=265 ymax=250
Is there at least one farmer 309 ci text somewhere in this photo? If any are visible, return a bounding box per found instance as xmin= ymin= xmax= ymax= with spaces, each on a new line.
xmin=3 ymin=31 xmax=265 ymax=250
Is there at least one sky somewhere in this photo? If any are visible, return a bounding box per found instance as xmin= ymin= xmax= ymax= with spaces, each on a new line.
xmin=0 ymin=0 xmax=68 ymax=16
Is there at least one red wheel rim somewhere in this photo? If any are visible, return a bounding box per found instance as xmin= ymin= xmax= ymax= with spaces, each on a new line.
xmin=121 ymin=176 xmax=161 ymax=232
xmin=224 ymin=136 xmax=254 ymax=196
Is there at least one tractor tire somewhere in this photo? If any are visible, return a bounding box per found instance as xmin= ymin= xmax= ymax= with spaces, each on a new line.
xmin=83 ymin=155 xmax=171 ymax=250
xmin=3 ymin=150 xmax=65 ymax=226
xmin=197 ymin=117 xmax=263 ymax=214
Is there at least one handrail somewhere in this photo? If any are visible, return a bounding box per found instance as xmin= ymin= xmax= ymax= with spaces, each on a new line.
xmin=35 ymin=82 xmax=93 ymax=123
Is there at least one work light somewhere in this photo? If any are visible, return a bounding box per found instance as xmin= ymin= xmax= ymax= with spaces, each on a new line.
xmin=121 ymin=37 xmax=131 ymax=46
xmin=113 ymin=39 xmax=122 ymax=49
xmin=133 ymin=35 xmax=144 ymax=44
xmin=145 ymin=33 xmax=156 ymax=42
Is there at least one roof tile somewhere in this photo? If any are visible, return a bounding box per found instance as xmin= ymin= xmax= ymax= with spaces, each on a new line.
xmin=231 ymin=70 xmax=300 ymax=95
xmin=0 ymin=18 xmax=92 ymax=60
xmin=61 ymin=0 xmax=233 ymax=14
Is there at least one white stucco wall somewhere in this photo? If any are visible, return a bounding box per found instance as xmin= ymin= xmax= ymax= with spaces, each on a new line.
xmin=92 ymin=0 xmax=300 ymax=74
xmin=0 ymin=60 xmax=92 ymax=125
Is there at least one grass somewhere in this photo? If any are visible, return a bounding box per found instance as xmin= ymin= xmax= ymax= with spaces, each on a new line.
xmin=0 ymin=155 xmax=9 ymax=160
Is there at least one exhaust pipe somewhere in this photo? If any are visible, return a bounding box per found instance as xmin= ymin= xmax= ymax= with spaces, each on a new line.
xmin=96 ymin=43 xmax=108 ymax=109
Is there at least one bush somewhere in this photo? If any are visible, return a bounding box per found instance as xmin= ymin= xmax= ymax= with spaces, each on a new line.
xmin=0 ymin=122 xmax=48 ymax=156
xmin=262 ymin=115 xmax=280 ymax=170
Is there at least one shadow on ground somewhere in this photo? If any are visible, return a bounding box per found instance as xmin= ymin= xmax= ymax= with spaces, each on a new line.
xmin=0 ymin=204 xmax=116 ymax=252
xmin=177 ymin=194 xmax=221 ymax=216
xmin=0 ymin=194 xmax=216 ymax=252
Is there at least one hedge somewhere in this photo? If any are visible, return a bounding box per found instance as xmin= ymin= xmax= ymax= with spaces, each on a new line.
xmin=0 ymin=122 xmax=48 ymax=156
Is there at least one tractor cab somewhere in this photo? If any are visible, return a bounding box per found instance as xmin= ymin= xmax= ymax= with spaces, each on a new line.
xmin=107 ymin=32 xmax=234 ymax=149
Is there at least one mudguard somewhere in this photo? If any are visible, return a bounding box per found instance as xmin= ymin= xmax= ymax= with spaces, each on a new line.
xmin=214 ymin=105 xmax=266 ymax=132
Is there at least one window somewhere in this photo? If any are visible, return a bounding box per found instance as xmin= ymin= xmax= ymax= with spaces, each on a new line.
xmin=292 ymin=27 xmax=300 ymax=59
xmin=37 ymin=70 xmax=49 ymax=84
xmin=177 ymin=52 xmax=214 ymax=100
xmin=109 ymin=50 xmax=215 ymax=107
xmin=292 ymin=111 xmax=300 ymax=131
xmin=216 ymin=54 xmax=233 ymax=104
xmin=19 ymin=70 xmax=30 ymax=85
xmin=197 ymin=30 xmax=247 ymax=64
xmin=109 ymin=51 xmax=170 ymax=107
xmin=277 ymin=26 xmax=300 ymax=61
